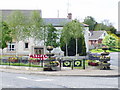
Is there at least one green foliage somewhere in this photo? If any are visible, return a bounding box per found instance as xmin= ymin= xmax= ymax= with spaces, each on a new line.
xmin=102 ymin=35 xmax=116 ymax=47
xmin=60 ymin=19 xmax=86 ymax=56
xmin=94 ymin=20 xmax=116 ymax=34
xmin=29 ymin=11 xmax=44 ymax=41
xmin=0 ymin=21 xmax=12 ymax=49
xmin=6 ymin=11 xmax=29 ymax=41
xmin=83 ymin=16 xmax=97 ymax=30
xmin=116 ymin=38 xmax=120 ymax=48
xmin=108 ymin=26 xmax=116 ymax=34
xmin=94 ymin=23 xmax=107 ymax=31
xmin=90 ymin=49 xmax=120 ymax=53
xmin=61 ymin=19 xmax=85 ymax=56
xmin=69 ymin=20 xmax=83 ymax=38
xmin=61 ymin=23 xmax=71 ymax=44
xmin=45 ymin=24 xmax=59 ymax=48
xmin=60 ymin=36 xmax=86 ymax=56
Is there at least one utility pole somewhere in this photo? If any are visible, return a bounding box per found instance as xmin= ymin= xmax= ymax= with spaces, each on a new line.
xmin=67 ymin=0 xmax=70 ymax=14
xmin=57 ymin=10 xmax=59 ymax=18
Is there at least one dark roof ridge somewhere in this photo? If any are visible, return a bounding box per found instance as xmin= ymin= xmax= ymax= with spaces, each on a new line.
xmin=43 ymin=18 xmax=67 ymax=19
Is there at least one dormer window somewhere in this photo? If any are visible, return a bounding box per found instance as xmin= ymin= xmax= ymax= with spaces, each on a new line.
xmin=104 ymin=33 xmax=106 ymax=36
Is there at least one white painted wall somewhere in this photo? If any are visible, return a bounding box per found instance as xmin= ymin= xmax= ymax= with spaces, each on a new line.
xmin=84 ymin=27 xmax=89 ymax=52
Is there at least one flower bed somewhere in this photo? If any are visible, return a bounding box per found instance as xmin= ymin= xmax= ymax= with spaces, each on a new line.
xmin=8 ymin=57 xmax=18 ymax=63
xmin=88 ymin=60 xmax=99 ymax=66
xmin=88 ymin=62 xmax=99 ymax=66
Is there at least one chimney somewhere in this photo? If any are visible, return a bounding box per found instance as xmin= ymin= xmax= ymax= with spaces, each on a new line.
xmin=67 ymin=13 xmax=72 ymax=19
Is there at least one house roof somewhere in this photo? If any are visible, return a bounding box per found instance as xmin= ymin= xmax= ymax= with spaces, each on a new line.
xmin=89 ymin=31 xmax=106 ymax=40
xmin=1 ymin=10 xmax=42 ymax=20
xmin=43 ymin=18 xmax=71 ymax=27
xmin=43 ymin=18 xmax=89 ymax=27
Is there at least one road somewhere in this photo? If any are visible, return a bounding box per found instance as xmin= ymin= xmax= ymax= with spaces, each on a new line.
xmin=0 ymin=72 xmax=118 ymax=88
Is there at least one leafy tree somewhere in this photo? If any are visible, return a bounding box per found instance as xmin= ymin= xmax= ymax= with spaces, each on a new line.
xmin=83 ymin=16 xmax=97 ymax=30
xmin=6 ymin=11 xmax=29 ymax=41
xmin=60 ymin=36 xmax=86 ymax=56
xmin=0 ymin=21 xmax=12 ymax=50
xmin=6 ymin=11 xmax=29 ymax=56
xmin=102 ymin=35 xmax=116 ymax=48
xmin=94 ymin=23 xmax=107 ymax=31
xmin=69 ymin=20 xmax=84 ymax=56
xmin=116 ymin=38 xmax=120 ymax=48
xmin=60 ymin=19 xmax=86 ymax=56
xmin=61 ymin=23 xmax=71 ymax=56
xmin=45 ymin=24 xmax=59 ymax=48
xmin=94 ymin=19 xmax=116 ymax=33
xmin=107 ymin=25 xmax=116 ymax=34
xmin=29 ymin=11 xmax=44 ymax=45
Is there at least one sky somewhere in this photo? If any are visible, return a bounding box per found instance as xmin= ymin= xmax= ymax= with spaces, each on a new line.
xmin=0 ymin=0 xmax=119 ymax=30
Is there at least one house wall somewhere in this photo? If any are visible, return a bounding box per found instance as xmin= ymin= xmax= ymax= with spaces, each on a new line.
xmin=83 ymin=27 xmax=89 ymax=52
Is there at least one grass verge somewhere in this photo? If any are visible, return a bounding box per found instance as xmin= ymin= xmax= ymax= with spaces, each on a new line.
xmin=90 ymin=49 xmax=120 ymax=53
xmin=0 ymin=63 xmax=42 ymax=67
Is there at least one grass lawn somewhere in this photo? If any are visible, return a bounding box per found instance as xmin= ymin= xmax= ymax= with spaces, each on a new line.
xmin=90 ymin=49 xmax=120 ymax=53
xmin=0 ymin=63 xmax=42 ymax=67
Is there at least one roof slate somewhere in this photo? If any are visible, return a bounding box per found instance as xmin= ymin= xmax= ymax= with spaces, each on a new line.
xmin=89 ymin=31 xmax=105 ymax=40
xmin=43 ymin=18 xmax=89 ymax=27
xmin=43 ymin=18 xmax=71 ymax=27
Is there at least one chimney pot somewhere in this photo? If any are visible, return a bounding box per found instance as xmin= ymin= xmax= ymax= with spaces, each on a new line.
xmin=67 ymin=13 xmax=72 ymax=19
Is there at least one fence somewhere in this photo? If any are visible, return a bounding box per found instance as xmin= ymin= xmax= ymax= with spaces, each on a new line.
xmin=0 ymin=57 xmax=44 ymax=67
xmin=0 ymin=57 xmax=86 ymax=70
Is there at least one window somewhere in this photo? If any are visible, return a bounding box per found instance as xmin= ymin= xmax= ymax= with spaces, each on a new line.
xmin=88 ymin=33 xmax=90 ymax=36
xmin=25 ymin=43 xmax=28 ymax=48
xmin=8 ymin=43 xmax=15 ymax=51
xmin=104 ymin=33 xmax=106 ymax=36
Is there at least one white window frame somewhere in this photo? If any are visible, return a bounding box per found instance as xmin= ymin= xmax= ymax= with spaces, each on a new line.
xmin=7 ymin=43 xmax=16 ymax=51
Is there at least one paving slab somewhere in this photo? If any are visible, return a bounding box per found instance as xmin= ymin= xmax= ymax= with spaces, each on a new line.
xmin=0 ymin=65 xmax=119 ymax=77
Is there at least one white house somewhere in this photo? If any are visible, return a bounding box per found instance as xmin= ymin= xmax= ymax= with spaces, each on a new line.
xmin=0 ymin=10 xmax=89 ymax=56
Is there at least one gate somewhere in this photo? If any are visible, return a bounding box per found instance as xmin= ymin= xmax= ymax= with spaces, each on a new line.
xmin=58 ymin=59 xmax=86 ymax=70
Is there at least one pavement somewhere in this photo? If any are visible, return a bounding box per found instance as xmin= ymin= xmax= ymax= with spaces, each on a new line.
xmin=0 ymin=65 xmax=119 ymax=77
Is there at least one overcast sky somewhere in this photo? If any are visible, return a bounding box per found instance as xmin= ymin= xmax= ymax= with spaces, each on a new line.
xmin=0 ymin=0 xmax=119 ymax=29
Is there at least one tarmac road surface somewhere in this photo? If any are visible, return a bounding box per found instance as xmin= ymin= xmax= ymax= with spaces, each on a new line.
xmin=0 ymin=71 xmax=118 ymax=88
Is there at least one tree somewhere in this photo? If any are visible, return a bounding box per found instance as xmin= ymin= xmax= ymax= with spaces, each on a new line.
xmin=45 ymin=24 xmax=59 ymax=48
xmin=60 ymin=19 xmax=86 ymax=56
xmin=6 ymin=11 xmax=29 ymax=56
xmin=83 ymin=16 xmax=97 ymax=30
xmin=29 ymin=11 xmax=43 ymax=45
xmin=0 ymin=21 xmax=12 ymax=51
xmin=70 ymin=20 xmax=84 ymax=56
xmin=116 ymin=38 xmax=120 ymax=48
xmin=61 ymin=23 xmax=71 ymax=56
xmin=108 ymin=25 xmax=116 ymax=34
xmin=60 ymin=36 xmax=86 ymax=56
xmin=94 ymin=19 xmax=116 ymax=33
xmin=6 ymin=11 xmax=29 ymax=41
xmin=102 ymin=35 xmax=116 ymax=48
xmin=94 ymin=23 xmax=107 ymax=31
